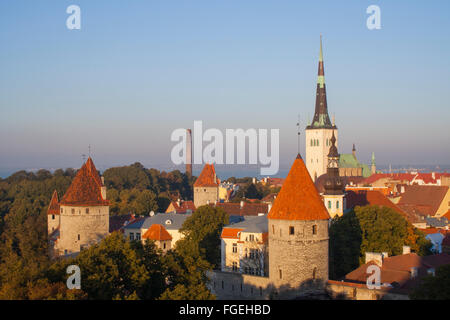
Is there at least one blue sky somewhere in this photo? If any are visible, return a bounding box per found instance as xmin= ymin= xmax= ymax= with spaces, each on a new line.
xmin=0 ymin=1 xmax=449 ymax=175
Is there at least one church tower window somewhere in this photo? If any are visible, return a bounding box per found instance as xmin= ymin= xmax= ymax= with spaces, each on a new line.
xmin=336 ymin=201 xmax=339 ymax=209
xmin=328 ymin=201 xmax=331 ymax=209
xmin=312 ymin=225 xmax=317 ymax=235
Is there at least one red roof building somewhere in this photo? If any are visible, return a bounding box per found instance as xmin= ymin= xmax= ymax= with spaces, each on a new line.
xmin=268 ymin=154 xmax=330 ymax=221
xmin=47 ymin=190 xmax=60 ymax=215
xmin=59 ymin=157 xmax=109 ymax=207
xmin=194 ymin=163 xmax=219 ymax=187
xmin=142 ymin=224 xmax=172 ymax=241
xmin=165 ymin=200 xmax=196 ymax=214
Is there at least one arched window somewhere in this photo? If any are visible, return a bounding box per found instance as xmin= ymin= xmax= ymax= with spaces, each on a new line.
xmin=328 ymin=201 xmax=331 ymax=209
xmin=312 ymin=267 xmax=317 ymax=279
xmin=336 ymin=201 xmax=339 ymax=209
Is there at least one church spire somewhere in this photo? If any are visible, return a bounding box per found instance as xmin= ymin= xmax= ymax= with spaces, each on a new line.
xmin=307 ymin=35 xmax=334 ymax=129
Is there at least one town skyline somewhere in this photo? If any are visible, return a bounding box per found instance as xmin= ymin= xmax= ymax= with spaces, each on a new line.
xmin=1 ymin=1 xmax=450 ymax=176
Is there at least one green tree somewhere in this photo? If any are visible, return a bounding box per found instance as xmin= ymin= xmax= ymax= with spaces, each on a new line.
xmin=409 ymin=264 xmax=450 ymax=300
xmin=178 ymin=205 xmax=229 ymax=267
xmin=329 ymin=205 xmax=432 ymax=279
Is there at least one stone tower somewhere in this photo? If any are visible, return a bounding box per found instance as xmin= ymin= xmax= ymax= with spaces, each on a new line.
xmin=306 ymin=36 xmax=338 ymax=182
xmin=52 ymin=157 xmax=109 ymax=256
xmin=268 ymin=154 xmax=330 ymax=299
xmin=193 ymin=163 xmax=219 ymax=208
xmin=322 ymin=131 xmax=345 ymax=218
xmin=47 ymin=190 xmax=60 ymax=234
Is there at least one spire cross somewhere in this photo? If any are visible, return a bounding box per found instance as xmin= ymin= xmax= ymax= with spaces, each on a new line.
xmin=296 ymin=115 xmax=301 ymax=154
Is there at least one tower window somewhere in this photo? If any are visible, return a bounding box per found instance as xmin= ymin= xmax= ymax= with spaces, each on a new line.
xmin=86 ymin=208 xmax=89 ymax=214
xmin=313 ymin=267 xmax=317 ymax=279
xmin=52 ymin=215 xmax=55 ymax=220
xmin=61 ymin=208 xmax=63 ymax=213
xmin=312 ymin=225 xmax=317 ymax=235
xmin=336 ymin=201 xmax=339 ymax=209
xmin=272 ymin=225 xmax=274 ymax=234
xmin=289 ymin=226 xmax=294 ymax=235
xmin=71 ymin=208 xmax=75 ymax=214
xmin=163 ymin=242 xmax=166 ymax=249
xmin=232 ymin=243 xmax=237 ymax=253
xmin=77 ymin=234 xmax=80 ymax=241
xmin=279 ymin=269 xmax=282 ymax=279
xmin=328 ymin=201 xmax=331 ymax=209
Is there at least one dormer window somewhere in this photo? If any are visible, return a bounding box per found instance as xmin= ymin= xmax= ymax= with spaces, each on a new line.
xmin=165 ymin=219 xmax=172 ymax=225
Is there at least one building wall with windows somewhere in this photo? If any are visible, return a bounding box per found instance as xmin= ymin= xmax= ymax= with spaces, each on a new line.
xmin=57 ymin=205 xmax=109 ymax=255
xmin=221 ymin=231 xmax=268 ymax=277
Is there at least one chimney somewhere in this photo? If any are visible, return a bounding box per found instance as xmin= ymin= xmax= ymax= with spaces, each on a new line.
xmin=365 ymin=252 xmax=383 ymax=266
xmin=177 ymin=198 xmax=181 ymax=207
xmin=403 ymin=246 xmax=411 ymax=255
xmin=186 ymin=129 xmax=192 ymax=176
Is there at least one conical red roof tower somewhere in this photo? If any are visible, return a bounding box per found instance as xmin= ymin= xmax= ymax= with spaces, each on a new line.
xmin=60 ymin=157 xmax=108 ymax=206
xmin=268 ymin=154 xmax=330 ymax=221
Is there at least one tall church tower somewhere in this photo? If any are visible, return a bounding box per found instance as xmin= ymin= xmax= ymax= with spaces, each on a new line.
xmin=268 ymin=154 xmax=330 ymax=298
xmin=306 ymin=36 xmax=337 ymax=181
xmin=322 ymin=131 xmax=345 ymax=218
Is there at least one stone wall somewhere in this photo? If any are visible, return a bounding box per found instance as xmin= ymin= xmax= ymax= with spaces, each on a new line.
xmin=268 ymin=219 xmax=329 ymax=298
xmin=57 ymin=205 xmax=109 ymax=255
xmin=194 ymin=186 xmax=218 ymax=208
xmin=326 ymin=281 xmax=408 ymax=300
xmin=47 ymin=213 xmax=60 ymax=234
xmin=208 ymin=271 xmax=273 ymax=300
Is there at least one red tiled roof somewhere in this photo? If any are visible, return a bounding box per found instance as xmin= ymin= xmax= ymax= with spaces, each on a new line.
xmin=346 ymin=190 xmax=408 ymax=218
xmin=221 ymin=228 xmax=244 ymax=239
xmin=398 ymin=185 xmax=448 ymax=216
xmin=362 ymin=173 xmax=416 ymax=185
xmin=109 ymin=214 xmax=138 ymax=233
xmin=60 ymin=157 xmax=109 ymax=207
xmin=213 ymin=202 xmax=269 ymax=216
xmin=194 ymin=163 xmax=219 ymax=187
xmin=47 ymin=190 xmax=60 ymax=215
xmin=166 ymin=200 xmax=196 ymax=214
xmin=142 ymin=224 xmax=172 ymax=241
xmin=268 ymin=154 xmax=330 ymax=221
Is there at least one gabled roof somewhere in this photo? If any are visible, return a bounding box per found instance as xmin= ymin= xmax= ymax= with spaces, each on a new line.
xmin=194 ymin=163 xmax=219 ymax=187
xmin=142 ymin=224 xmax=172 ymax=241
xmin=60 ymin=157 xmax=109 ymax=207
xmin=268 ymin=154 xmax=330 ymax=221
xmin=166 ymin=200 xmax=196 ymax=214
xmin=221 ymin=228 xmax=244 ymax=239
xmin=47 ymin=190 xmax=60 ymax=215
xmin=398 ymin=185 xmax=448 ymax=216
xmin=212 ymin=202 xmax=269 ymax=216
xmin=124 ymin=212 xmax=191 ymax=231
xmin=345 ymin=190 xmax=408 ymax=218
